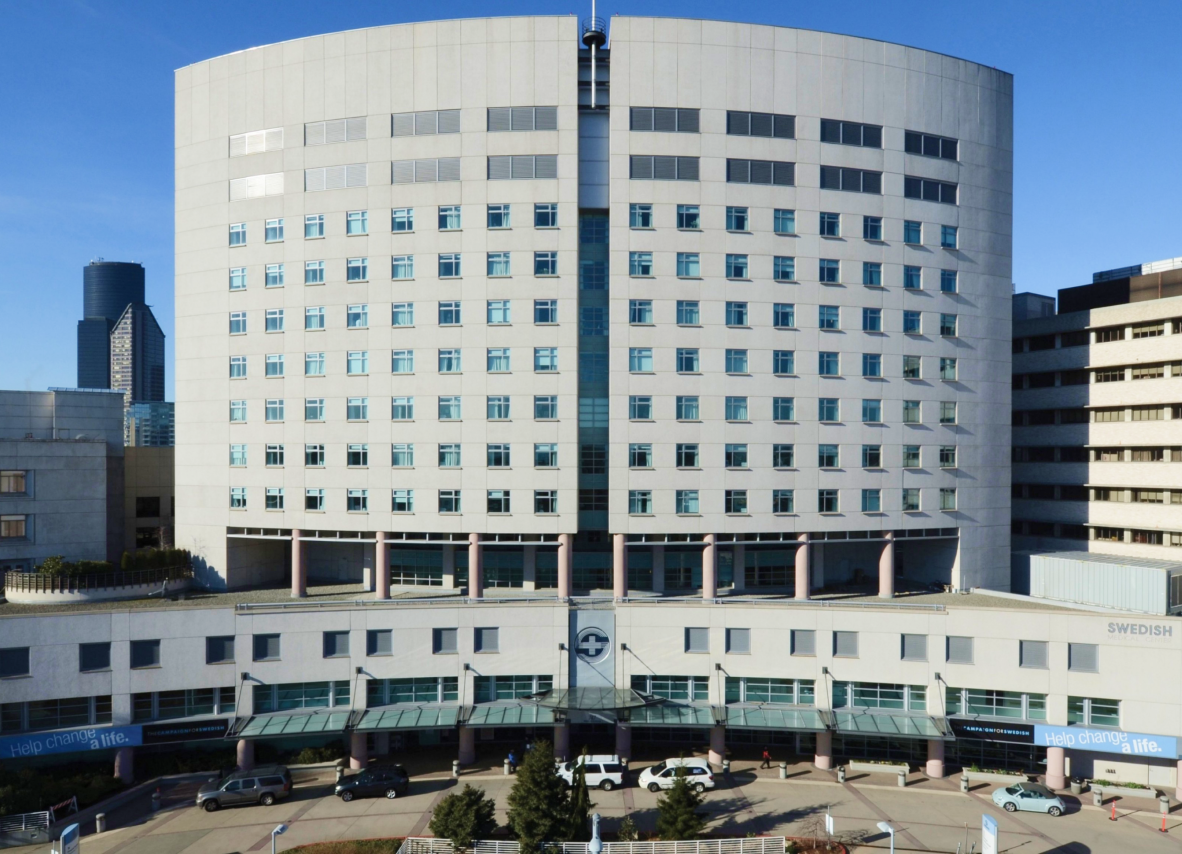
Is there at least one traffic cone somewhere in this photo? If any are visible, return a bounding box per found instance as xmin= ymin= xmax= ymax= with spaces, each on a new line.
xmin=1110 ymin=801 xmax=1117 ymax=821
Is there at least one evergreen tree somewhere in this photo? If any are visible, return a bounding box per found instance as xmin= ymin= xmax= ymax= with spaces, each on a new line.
xmin=506 ymin=739 xmax=570 ymax=851
xmin=429 ymin=784 xmax=498 ymax=852
xmin=616 ymin=815 xmax=639 ymax=842
xmin=564 ymin=751 xmax=594 ymax=841
xmin=655 ymin=769 xmax=707 ymax=840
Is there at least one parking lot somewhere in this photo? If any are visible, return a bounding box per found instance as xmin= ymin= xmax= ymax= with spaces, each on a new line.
xmin=40 ymin=756 xmax=1182 ymax=854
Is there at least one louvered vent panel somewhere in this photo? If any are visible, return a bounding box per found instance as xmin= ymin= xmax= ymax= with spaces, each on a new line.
xmin=727 ymin=160 xmax=750 ymax=183
xmin=677 ymin=109 xmax=700 ymax=133
xmin=487 ymin=156 xmax=512 ymax=180
xmin=653 ymin=108 xmax=677 ymax=132
xmin=229 ymin=177 xmax=248 ymax=200
xmin=630 ymin=108 xmax=653 ymax=131
xmin=244 ymin=132 xmax=266 ymax=155
xmin=652 ymin=156 xmax=677 ymax=180
xmin=304 ymin=123 xmax=326 ymax=146
xmin=245 ymin=175 xmax=266 ymax=197
xmin=414 ymin=111 xmax=437 ymax=135
xmin=534 ymin=107 xmax=558 ymax=130
xmin=391 ymin=113 xmax=415 ymax=137
xmin=773 ymin=162 xmax=795 ymax=186
xmin=304 ymin=168 xmax=326 ymax=192
xmin=345 ymin=164 xmax=367 ymax=187
xmin=749 ymin=113 xmax=774 ymax=137
xmin=325 ymin=119 xmax=347 ymax=144
xmin=264 ymin=128 xmax=284 ymax=150
xmin=511 ymin=156 xmax=535 ymax=179
xmin=437 ymin=158 xmax=461 ymax=182
xmin=629 ymin=155 xmax=653 ymax=179
xmin=749 ymin=160 xmax=773 ymax=185
xmin=414 ymin=159 xmax=438 ymax=183
xmin=345 ymin=117 xmax=367 ymax=140
xmin=264 ymin=173 xmax=284 ymax=195
xmin=391 ymin=160 xmax=415 ymax=184
xmin=676 ymin=157 xmax=699 ymax=180
xmin=511 ymin=107 xmax=534 ymax=131
xmin=324 ymin=165 xmax=347 ymax=190
xmin=229 ymin=135 xmax=248 ymax=157
xmin=534 ymin=155 xmax=557 ymax=179
xmin=436 ymin=110 xmax=461 ymax=134
xmin=487 ymin=108 xmax=512 ymax=132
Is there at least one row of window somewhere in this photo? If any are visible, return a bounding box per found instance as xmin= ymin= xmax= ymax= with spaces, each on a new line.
xmin=1014 ymin=362 xmax=1182 ymax=389
xmin=229 ymin=252 xmax=557 ymax=288
xmin=0 ymin=470 xmax=27 ymax=494
xmin=228 ymin=441 xmax=959 ymax=472
xmin=1016 ymin=520 xmax=1182 ymax=550
xmin=1012 ymin=484 xmax=1182 ymax=505
xmin=1015 ymin=321 xmax=1182 ymax=353
xmin=1013 ymin=446 xmax=1182 ymax=463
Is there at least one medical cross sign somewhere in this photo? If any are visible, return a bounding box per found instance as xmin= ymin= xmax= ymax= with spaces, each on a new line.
xmin=576 ymin=628 xmax=610 ymax=662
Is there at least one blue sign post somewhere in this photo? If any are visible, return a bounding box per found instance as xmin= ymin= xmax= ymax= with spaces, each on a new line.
xmin=981 ymin=814 xmax=997 ymax=854
xmin=60 ymin=823 xmax=80 ymax=854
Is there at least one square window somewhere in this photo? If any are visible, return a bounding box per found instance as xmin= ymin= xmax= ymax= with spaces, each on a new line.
xmin=439 ymin=396 xmax=462 ymax=420
xmin=433 ymin=628 xmax=458 ymax=654
xmin=228 ymin=267 xmax=246 ymax=290
xmin=939 ymin=401 xmax=957 ymax=424
xmin=774 ymin=209 xmax=796 ymax=234
xmin=940 ymin=269 xmax=958 ymax=293
xmin=534 ymin=203 xmax=558 ymax=228
xmin=862 ymin=445 xmax=882 ymax=468
xmin=677 ymin=253 xmax=701 ymax=277
xmin=726 ymin=206 xmax=749 ymax=231
xmin=346 ymin=210 xmax=368 ymax=235
xmin=487 ymin=204 xmax=511 ymax=229
xmin=903 ymin=355 xmax=921 ymax=379
xmin=773 ymin=303 xmax=795 ymax=328
xmin=819 ymin=212 xmax=840 ymax=236
xmin=725 ymin=349 xmax=748 ymax=373
xmin=229 ymin=222 xmax=246 ymax=246
xmin=439 ymin=205 xmax=461 ymax=230
xmin=487 ymin=251 xmax=511 ymax=277
xmin=535 ymin=395 xmax=558 ymax=419
xmin=863 ymin=216 xmax=882 ymax=240
xmin=392 ymin=207 xmax=414 ymax=232
xmin=323 ymin=631 xmax=350 ymax=658
xmin=79 ymin=642 xmax=111 ymax=672
xmin=903 ymin=220 xmax=922 ymax=244
xmin=818 ymin=352 xmax=839 ymax=376
xmin=772 ymin=489 xmax=794 ymax=513
xmin=305 ymin=398 xmax=325 ymax=421
xmin=902 ymin=488 xmax=921 ymax=511
xmin=903 ymin=311 xmax=921 ymax=333
xmin=726 ymin=254 xmax=749 ymax=278
xmin=346 ymin=257 xmax=368 ymax=281
xmin=725 ymin=489 xmax=748 ymax=514
xmin=630 ymin=396 xmax=653 ymax=420
xmin=676 ymin=396 xmax=699 ymax=420
xmin=677 ymin=300 xmax=700 ymax=325
xmin=940 ymin=313 xmax=958 ymax=336
xmin=904 ymin=400 xmax=921 ymax=423
xmin=391 ymin=444 xmax=414 ymax=467
xmin=439 ymin=254 xmax=461 ymax=278
xmin=818 ymin=489 xmax=839 ymax=513
xmin=940 ymin=488 xmax=957 ymax=510
xmin=205 ymin=636 xmax=234 ymax=664
xmin=677 ymin=204 xmax=700 ymax=229
xmin=940 ymin=357 xmax=957 ymax=381
xmin=818 ymin=444 xmax=839 ymax=467
xmin=818 ymin=399 xmax=839 ymax=422
xmin=629 ymin=348 xmax=654 ymax=372
xmin=773 ymin=256 xmax=795 ymax=281
xmin=725 ymin=396 xmax=748 ymax=421
xmin=439 ymin=301 xmax=461 ymax=325
xmin=130 ymin=639 xmax=161 ymax=669
xmin=305 ymin=489 xmax=325 ymax=511
xmin=347 ymin=489 xmax=369 ymax=512
xmin=862 ymin=262 xmax=882 ymax=286
xmin=487 ymin=489 xmax=511 ymax=514
xmin=726 ymin=628 xmax=751 ymax=654
xmin=391 ymin=396 xmax=413 ymax=420
xmin=392 ymin=255 xmax=415 ymax=279
xmin=773 ymin=351 xmax=795 ymax=375
xmin=861 ymin=489 xmax=881 ymax=512
xmin=725 ymin=301 xmax=749 ymax=326
xmin=629 ymin=299 xmax=653 ymax=324
xmin=773 ymin=444 xmax=795 ymax=467
xmin=819 ymin=259 xmax=840 ymax=283
xmin=629 ymin=252 xmax=653 ymax=276
xmin=862 ymin=354 xmax=882 ymax=378
xmin=629 ymin=490 xmax=653 ymax=514
xmin=630 ymin=203 xmax=653 ymax=228
xmin=534 ymin=347 xmax=558 ymax=372
xmin=534 ymin=299 xmax=557 ymax=323
xmin=305 ymin=214 xmax=325 ymax=238
xmin=819 ymin=305 xmax=840 ymax=329
xmin=862 ymin=308 xmax=882 ymax=331
xmin=534 ymin=251 xmax=557 ymax=276
xmin=675 ymin=489 xmax=699 ymax=514
xmin=941 ymin=225 xmax=958 ymax=248
xmin=903 ymin=265 xmax=921 ymax=289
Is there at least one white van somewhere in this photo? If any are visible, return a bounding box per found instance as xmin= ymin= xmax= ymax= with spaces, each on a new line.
xmin=637 ymin=758 xmax=715 ymax=793
xmin=556 ymin=754 xmax=626 ymax=790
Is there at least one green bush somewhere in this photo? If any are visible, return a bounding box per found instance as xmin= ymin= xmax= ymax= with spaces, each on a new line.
xmin=0 ymin=762 xmax=125 ymax=817
xmin=291 ymin=742 xmax=348 ymax=765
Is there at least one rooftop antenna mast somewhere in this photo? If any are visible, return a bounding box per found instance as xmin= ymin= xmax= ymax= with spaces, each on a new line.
xmin=582 ymin=2 xmax=606 ymax=108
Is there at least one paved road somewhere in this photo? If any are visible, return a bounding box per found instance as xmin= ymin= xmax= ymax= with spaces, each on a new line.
xmin=37 ymin=761 xmax=1182 ymax=854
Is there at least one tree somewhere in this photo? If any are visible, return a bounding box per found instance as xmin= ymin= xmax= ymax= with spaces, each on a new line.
xmin=655 ymin=769 xmax=707 ymax=841
xmin=616 ymin=816 xmax=639 ymax=842
xmin=506 ymin=739 xmax=570 ymax=851
xmin=429 ymin=784 xmax=498 ymax=853
xmin=564 ymin=751 xmax=595 ymax=841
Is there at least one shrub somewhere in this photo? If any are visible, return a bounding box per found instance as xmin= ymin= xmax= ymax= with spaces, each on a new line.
xmin=430 ymin=785 xmax=497 ymax=852
xmin=616 ymin=816 xmax=639 ymax=842
xmin=0 ymin=762 xmax=125 ymax=817
xmin=291 ymin=742 xmax=348 ymax=765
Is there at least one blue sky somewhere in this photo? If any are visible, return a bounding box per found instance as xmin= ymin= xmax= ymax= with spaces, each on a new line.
xmin=1 ymin=0 xmax=1179 ymax=399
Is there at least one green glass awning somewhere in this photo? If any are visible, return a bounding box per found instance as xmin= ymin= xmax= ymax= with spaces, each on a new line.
xmin=535 ymin=687 xmax=659 ymax=712
xmin=236 ymin=711 xmax=351 ymax=738
xmin=627 ymin=704 xmax=717 ymax=727
xmin=832 ymin=711 xmax=948 ymax=739
xmin=725 ymin=705 xmax=827 ymax=732
xmin=465 ymin=703 xmax=556 ymax=727
xmin=355 ymin=705 xmax=461 ymax=731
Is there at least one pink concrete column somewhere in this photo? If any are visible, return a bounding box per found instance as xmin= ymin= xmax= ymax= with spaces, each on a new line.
xmin=1045 ymin=746 xmax=1066 ymax=789
xmin=814 ymin=731 xmax=833 ymax=771
xmin=708 ymin=725 xmax=726 ymax=765
xmin=702 ymin=534 xmax=717 ymax=599
xmin=613 ymin=533 xmax=628 ymax=599
xmin=375 ymin=531 xmax=390 ymax=599
xmin=925 ymin=738 xmax=945 ymax=778
xmin=349 ymin=731 xmax=368 ymax=770
xmin=113 ymin=747 xmax=134 ymax=784
xmin=458 ymin=726 xmax=476 ymax=765
xmin=468 ymin=533 xmax=483 ymax=599
xmin=236 ymin=739 xmax=254 ymax=772
xmin=794 ymin=534 xmax=810 ymax=600
xmin=879 ymin=532 xmax=895 ymax=599
xmin=554 ymin=723 xmax=570 ymax=761
xmin=557 ymin=534 xmax=573 ymax=598
xmin=291 ymin=529 xmax=306 ymax=598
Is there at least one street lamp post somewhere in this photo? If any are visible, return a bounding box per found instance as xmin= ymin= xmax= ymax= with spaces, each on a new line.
xmin=271 ymin=824 xmax=288 ymax=854
xmin=876 ymin=821 xmax=895 ymax=854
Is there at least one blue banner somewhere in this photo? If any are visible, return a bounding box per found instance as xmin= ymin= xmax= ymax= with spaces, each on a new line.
xmin=1033 ymin=724 xmax=1177 ymax=758
xmin=0 ymin=725 xmax=141 ymax=760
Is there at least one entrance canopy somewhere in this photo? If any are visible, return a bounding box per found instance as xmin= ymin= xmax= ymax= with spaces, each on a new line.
xmin=464 ymin=702 xmax=556 ymax=727
xmin=534 ymin=687 xmax=661 ymax=713
xmin=232 ymin=710 xmax=352 ymax=739
xmin=355 ymin=705 xmax=461 ymax=732
xmin=726 ymin=705 xmax=827 ymax=732
xmin=831 ymin=710 xmax=950 ymax=740
xmin=627 ymin=703 xmax=718 ymax=727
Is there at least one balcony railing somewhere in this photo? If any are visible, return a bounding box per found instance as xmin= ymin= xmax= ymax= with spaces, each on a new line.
xmin=3 ymin=565 xmax=192 ymax=594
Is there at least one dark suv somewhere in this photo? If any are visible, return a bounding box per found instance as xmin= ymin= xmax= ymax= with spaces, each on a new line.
xmin=334 ymin=764 xmax=410 ymax=801
xmin=196 ymin=765 xmax=292 ymax=811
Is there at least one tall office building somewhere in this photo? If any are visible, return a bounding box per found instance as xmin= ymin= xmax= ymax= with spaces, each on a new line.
xmin=76 ymin=260 xmax=166 ymax=403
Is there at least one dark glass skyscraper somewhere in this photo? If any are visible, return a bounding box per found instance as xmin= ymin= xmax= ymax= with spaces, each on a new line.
xmin=76 ymin=261 xmax=164 ymax=402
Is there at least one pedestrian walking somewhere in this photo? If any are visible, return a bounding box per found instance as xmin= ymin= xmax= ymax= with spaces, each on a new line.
xmin=508 ymin=750 xmax=518 ymax=773
xmin=760 ymin=748 xmax=771 ymax=769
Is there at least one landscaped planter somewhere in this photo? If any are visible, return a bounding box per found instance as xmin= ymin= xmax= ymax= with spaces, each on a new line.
xmin=964 ymin=771 xmax=1030 ymax=785
xmin=848 ymin=760 xmax=909 ymax=775
xmin=3 ymin=566 xmax=191 ymax=605
xmin=1093 ymin=783 xmax=1160 ymax=800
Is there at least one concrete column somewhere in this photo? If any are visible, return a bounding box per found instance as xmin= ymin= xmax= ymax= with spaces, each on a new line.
xmin=708 ymin=725 xmax=726 ymax=766
xmin=554 ymin=723 xmax=570 ymax=761
xmin=702 ymin=534 xmax=717 ymax=599
xmin=794 ymin=534 xmax=810 ymax=600
xmin=468 ymin=533 xmax=483 ymax=599
xmin=113 ymin=747 xmax=134 ymax=784
xmin=557 ymin=534 xmax=573 ymax=598
xmin=732 ymin=543 xmax=746 ymax=592
xmin=236 ymin=739 xmax=254 ymax=772
xmin=458 ymin=726 xmax=476 ymax=765
xmin=652 ymin=545 xmax=665 ymax=593
xmin=814 ymin=731 xmax=833 ymax=771
xmin=350 ymin=731 xmax=368 ymax=770
xmin=925 ymin=739 xmax=945 ymax=778
xmin=291 ymin=529 xmax=306 ymax=598
xmin=442 ymin=544 xmax=456 ymax=589
xmin=612 ymin=533 xmax=628 ymax=599
xmin=375 ymin=531 xmax=390 ymax=600
xmin=615 ymin=723 xmax=632 ymax=759
xmin=878 ymin=532 xmax=895 ymax=599
xmin=1045 ymin=746 xmax=1066 ymax=789
xmin=1176 ymin=759 xmax=1182 ymax=801
xmin=523 ymin=545 xmax=537 ymax=591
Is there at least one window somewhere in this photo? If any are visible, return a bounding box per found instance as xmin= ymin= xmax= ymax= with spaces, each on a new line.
xmin=483 ymin=203 xmax=511 ymax=229
xmin=818 ymin=490 xmax=839 ymax=513
xmin=819 ymin=212 xmax=840 ymax=237
xmin=725 ymin=444 xmax=748 ymax=469
xmin=941 ymin=225 xmax=958 ymax=248
xmin=899 ymin=400 xmax=919 ymax=424
xmin=773 ymin=351 xmax=795 ymax=375
xmin=305 ymin=444 xmax=325 ymax=467
xmin=345 ymin=210 xmax=368 ymax=236
xmin=391 ymin=397 xmax=413 ymax=420
xmin=905 ymin=130 xmax=958 ymax=160
xmin=629 ymin=154 xmax=700 ymax=181
xmin=903 ymin=265 xmax=922 ymax=290
xmin=305 ymin=489 xmax=325 ymax=511
xmin=264 ymin=354 xmax=284 ymax=377
xmin=533 ymin=299 xmax=557 ymax=324
xmin=534 ymin=443 xmax=558 ymax=468
xmin=902 ymin=489 xmax=920 ymax=511
xmin=438 ymin=254 xmax=461 ymax=278
xmin=675 ymin=490 xmax=699 ymax=514
xmin=323 ymin=631 xmax=350 ymax=658
xmin=391 ymin=444 xmax=414 ymax=467
xmin=534 ymin=251 xmax=558 ymax=276
xmin=347 ymin=489 xmax=369 ymax=512
xmin=629 ymin=204 xmax=653 ymax=228
xmin=439 ymin=445 xmax=461 ymax=468
xmin=676 ymin=253 xmax=700 ymax=277
xmin=304 ymin=398 xmax=324 ymax=421
xmin=862 ymin=445 xmax=882 ymax=468
xmin=534 ymin=490 xmax=558 ymax=514
xmin=347 ymin=351 xmax=369 ymax=375
xmin=725 ymin=396 xmax=748 ymax=421
xmin=726 ymin=206 xmax=750 ymax=231
xmin=228 ymin=267 xmax=246 ymax=291
xmin=859 ymin=262 xmax=881 ymax=286
xmin=818 ymin=352 xmax=840 ymax=376
xmin=391 ymin=207 xmax=414 ymax=232
xmin=205 ymin=636 xmax=234 ymax=665
xmin=817 ymin=258 xmax=839 ymax=283
xmin=534 ymin=203 xmax=558 ymax=228
xmin=726 ymin=254 xmax=749 ymax=278
xmin=130 ymin=639 xmax=161 ymax=669
xmin=939 ymin=401 xmax=957 ymax=424
xmin=903 ymin=311 xmax=921 ymax=334
xmin=897 ymin=355 xmax=920 ymax=380
xmin=580 ymin=307 xmax=606 ymax=336
xmin=534 ymin=347 xmax=558 ymax=372
xmin=487 ymin=251 xmax=511 ymax=277
xmin=725 ymin=490 xmax=748 ymax=515
xmin=818 ymin=444 xmax=839 ymax=467
xmin=486 ymin=348 xmax=511 ymax=373
xmin=630 ymin=396 xmax=653 ymax=420
xmin=860 ymin=216 xmax=884 ymax=240
xmin=675 ymin=348 xmax=699 ymax=373
xmin=726 ymin=159 xmax=794 ymax=185
xmin=722 ymin=301 xmax=748 ymax=328
xmin=304 ymin=214 xmax=325 ymax=238
xmin=229 ymin=400 xmax=247 ymax=422
xmin=487 ymin=444 xmax=511 ymax=468
xmin=833 ymin=631 xmax=859 ymax=658
xmin=939 ymin=269 xmax=958 ymax=294
xmin=904 ymin=176 xmax=958 ymax=204
xmin=630 ymin=252 xmax=653 ymax=276
xmin=940 ymin=358 xmax=958 ymax=381
xmin=487 ymin=490 xmax=511 ymax=514
xmin=438 ymin=349 xmax=461 ymax=373
xmin=0 ymin=647 xmax=30 ymax=678
xmin=346 ymin=257 xmax=368 ymax=281
xmin=629 ymin=348 xmax=654 ymax=373
xmin=939 ymin=446 xmax=957 ymax=468
xmin=229 ymin=355 xmax=247 ymax=378
xmin=940 ymin=488 xmax=957 ymax=510
xmin=675 ymin=444 xmax=699 ymax=468
xmin=263 ymin=444 xmax=285 ymax=468
xmin=819 ymin=166 xmax=882 ymax=193
xmin=676 ymin=396 xmax=699 ymax=420
xmin=725 ymin=349 xmax=749 ymax=373
xmin=818 ymin=399 xmax=840 ymax=423
xmin=629 ymin=490 xmax=653 ymax=515
xmin=676 ymin=300 xmax=700 ymax=325
xmin=265 ymin=399 xmax=285 ymax=422
xmin=391 ymin=255 xmax=415 ymax=280
xmin=1069 ymin=643 xmax=1099 ymax=672
xmin=367 ymin=630 xmax=392 ymax=656
xmin=627 ymin=299 xmax=653 ymax=325
xmin=304 ymin=260 xmax=325 ymax=284
xmin=862 ymin=354 xmax=882 ymax=378
xmin=433 ymin=628 xmax=458 ymax=654
xmin=346 ymin=444 xmax=368 ymax=467
xmin=772 ymin=444 xmax=795 ymax=468
xmin=727 ymin=110 xmax=795 ymax=137
xmin=535 ymin=395 xmax=557 ymax=419
xmin=439 ymin=397 xmax=462 ymax=420
xmin=677 ymin=205 xmax=700 ymax=229
xmin=229 ymin=444 xmax=247 ymax=467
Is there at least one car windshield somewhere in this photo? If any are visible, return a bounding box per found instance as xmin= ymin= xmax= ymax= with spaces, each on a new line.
xmin=649 ymin=761 xmax=668 ymax=773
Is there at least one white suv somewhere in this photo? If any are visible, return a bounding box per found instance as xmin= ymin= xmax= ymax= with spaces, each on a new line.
xmin=557 ymin=755 xmax=626 ymax=791
xmin=637 ymin=758 xmax=715 ymax=793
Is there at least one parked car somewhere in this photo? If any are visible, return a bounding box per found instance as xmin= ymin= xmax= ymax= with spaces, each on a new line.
xmin=196 ymin=765 xmax=292 ymax=811
xmin=334 ymin=764 xmax=410 ymax=801
xmin=992 ymin=782 xmax=1066 ymax=816
xmin=637 ymin=758 xmax=715 ymax=793
xmin=556 ymin=755 xmax=626 ymax=790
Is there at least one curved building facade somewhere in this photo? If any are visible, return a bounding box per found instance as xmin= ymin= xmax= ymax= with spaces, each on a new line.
xmin=175 ymin=16 xmax=1012 ymax=595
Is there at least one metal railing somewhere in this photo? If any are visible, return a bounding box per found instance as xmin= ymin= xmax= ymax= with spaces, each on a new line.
xmin=0 ymin=811 xmax=50 ymax=833
xmin=398 ymin=839 xmax=787 ymax=854
xmin=3 ymin=565 xmax=191 ymax=594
